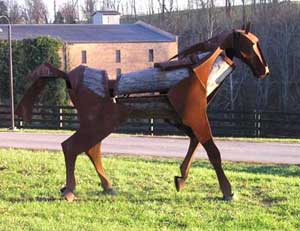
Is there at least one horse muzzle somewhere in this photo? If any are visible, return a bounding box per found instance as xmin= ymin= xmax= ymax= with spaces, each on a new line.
xmin=259 ymin=66 xmax=270 ymax=79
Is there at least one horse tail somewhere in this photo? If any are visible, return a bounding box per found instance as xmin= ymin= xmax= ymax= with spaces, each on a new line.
xmin=15 ymin=63 xmax=70 ymax=122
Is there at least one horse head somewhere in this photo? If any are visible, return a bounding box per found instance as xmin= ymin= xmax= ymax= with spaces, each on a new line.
xmin=224 ymin=23 xmax=270 ymax=79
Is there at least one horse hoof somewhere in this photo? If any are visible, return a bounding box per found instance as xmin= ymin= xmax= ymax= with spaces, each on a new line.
xmin=60 ymin=187 xmax=75 ymax=202
xmin=104 ymin=188 xmax=117 ymax=196
xmin=174 ymin=176 xmax=185 ymax=192
xmin=64 ymin=191 xmax=75 ymax=202
xmin=222 ymin=193 xmax=234 ymax=201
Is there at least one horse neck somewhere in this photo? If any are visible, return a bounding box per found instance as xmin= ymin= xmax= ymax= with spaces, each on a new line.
xmin=175 ymin=31 xmax=232 ymax=59
xmin=207 ymin=31 xmax=233 ymax=50
xmin=220 ymin=32 xmax=244 ymax=63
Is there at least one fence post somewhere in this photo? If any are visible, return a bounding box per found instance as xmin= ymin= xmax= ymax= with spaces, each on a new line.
xmin=149 ymin=118 xmax=154 ymax=136
xmin=254 ymin=110 xmax=257 ymax=137
xmin=59 ymin=108 xmax=63 ymax=129
xmin=254 ymin=110 xmax=262 ymax=138
xmin=19 ymin=119 xmax=23 ymax=129
xmin=257 ymin=111 xmax=261 ymax=137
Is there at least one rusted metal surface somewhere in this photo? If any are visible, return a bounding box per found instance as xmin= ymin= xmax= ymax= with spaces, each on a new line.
xmin=15 ymin=63 xmax=69 ymax=121
xmin=116 ymin=95 xmax=178 ymax=119
xmin=16 ymin=25 xmax=269 ymax=201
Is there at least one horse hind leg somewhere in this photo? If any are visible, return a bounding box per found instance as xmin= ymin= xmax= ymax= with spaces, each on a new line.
xmin=85 ymin=142 xmax=116 ymax=195
xmin=202 ymin=138 xmax=233 ymax=200
xmin=175 ymin=135 xmax=199 ymax=191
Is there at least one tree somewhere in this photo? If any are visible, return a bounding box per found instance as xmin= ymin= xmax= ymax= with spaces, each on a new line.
xmin=23 ymin=0 xmax=48 ymax=24
xmin=81 ymin=0 xmax=97 ymax=23
xmin=146 ymin=0 xmax=155 ymax=15
xmin=0 ymin=1 xmax=8 ymax=23
xmin=0 ymin=37 xmax=66 ymax=106
xmin=131 ymin=0 xmax=137 ymax=20
xmin=9 ymin=2 xmax=24 ymax=24
xmin=157 ymin=0 xmax=166 ymax=20
xmin=53 ymin=11 xmax=64 ymax=24
xmin=60 ymin=1 xmax=78 ymax=24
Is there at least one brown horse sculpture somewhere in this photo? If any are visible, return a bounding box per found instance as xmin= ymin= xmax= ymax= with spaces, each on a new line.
xmin=16 ymin=24 xmax=269 ymax=202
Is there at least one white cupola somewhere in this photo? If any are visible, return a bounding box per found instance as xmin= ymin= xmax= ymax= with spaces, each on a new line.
xmin=92 ymin=10 xmax=120 ymax=25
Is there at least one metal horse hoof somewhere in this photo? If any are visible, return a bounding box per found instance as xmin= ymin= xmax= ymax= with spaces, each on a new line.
xmin=60 ymin=187 xmax=75 ymax=202
xmin=174 ymin=176 xmax=185 ymax=192
xmin=222 ymin=193 xmax=234 ymax=201
xmin=104 ymin=188 xmax=117 ymax=196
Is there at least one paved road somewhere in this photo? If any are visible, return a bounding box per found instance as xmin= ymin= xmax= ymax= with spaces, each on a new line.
xmin=0 ymin=132 xmax=299 ymax=164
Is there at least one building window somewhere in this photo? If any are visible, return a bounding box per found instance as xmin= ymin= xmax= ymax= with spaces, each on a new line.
xmin=148 ymin=49 xmax=154 ymax=62
xmin=116 ymin=68 xmax=122 ymax=77
xmin=81 ymin=50 xmax=87 ymax=64
xmin=116 ymin=50 xmax=121 ymax=63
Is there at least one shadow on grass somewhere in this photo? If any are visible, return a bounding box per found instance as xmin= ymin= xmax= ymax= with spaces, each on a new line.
xmin=8 ymin=196 xmax=62 ymax=203
xmin=260 ymin=196 xmax=287 ymax=207
xmin=3 ymin=187 xmax=229 ymax=204
xmin=194 ymin=161 xmax=300 ymax=177
xmin=83 ymin=187 xmax=229 ymax=205
xmin=114 ymin=156 xmax=300 ymax=177
xmin=0 ymin=166 xmax=8 ymax=171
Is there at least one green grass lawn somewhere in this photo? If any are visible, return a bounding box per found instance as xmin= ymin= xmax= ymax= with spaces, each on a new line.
xmin=0 ymin=149 xmax=300 ymax=231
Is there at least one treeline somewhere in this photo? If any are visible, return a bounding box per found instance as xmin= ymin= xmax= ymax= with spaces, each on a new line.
xmin=0 ymin=37 xmax=67 ymax=105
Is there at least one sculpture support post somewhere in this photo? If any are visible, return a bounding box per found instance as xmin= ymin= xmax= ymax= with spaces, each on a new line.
xmin=8 ymin=23 xmax=15 ymax=130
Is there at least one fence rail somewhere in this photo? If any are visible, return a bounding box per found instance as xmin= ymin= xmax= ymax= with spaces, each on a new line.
xmin=0 ymin=105 xmax=299 ymax=138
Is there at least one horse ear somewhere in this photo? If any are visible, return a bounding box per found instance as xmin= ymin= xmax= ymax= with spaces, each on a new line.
xmin=245 ymin=22 xmax=251 ymax=34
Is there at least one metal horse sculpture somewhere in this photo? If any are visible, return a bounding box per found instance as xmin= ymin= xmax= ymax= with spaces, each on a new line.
xmin=16 ymin=24 xmax=269 ymax=202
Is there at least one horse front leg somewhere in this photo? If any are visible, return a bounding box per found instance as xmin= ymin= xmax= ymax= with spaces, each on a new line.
xmin=61 ymin=142 xmax=78 ymax=202
xmin=85 ymin=142 xmax=116 ymax=195
xmin=175 ymin=135 xmax=199 ymax=191
xmin=60 ymin=131 xmax=85 ymax=202
xmin=202 ymin=138 xmax=233 ymax=200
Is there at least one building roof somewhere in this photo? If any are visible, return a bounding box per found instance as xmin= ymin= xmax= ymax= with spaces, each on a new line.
xmin=92 ymin=10 xmax=120 ymax=16
xmin=0 ymin=21 xmax=176 ymax=43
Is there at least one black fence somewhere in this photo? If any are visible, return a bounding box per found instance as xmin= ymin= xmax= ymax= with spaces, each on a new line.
xmin=0 ymin=105 xmax=299 ymax=138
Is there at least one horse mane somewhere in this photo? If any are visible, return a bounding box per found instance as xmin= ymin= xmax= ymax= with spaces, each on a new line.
xmin=170 ymin=31 xmax=232 ymax=60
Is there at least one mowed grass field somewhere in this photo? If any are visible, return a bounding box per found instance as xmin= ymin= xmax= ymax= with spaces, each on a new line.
xmin=0 ymin=149 xmax=300 ymax=231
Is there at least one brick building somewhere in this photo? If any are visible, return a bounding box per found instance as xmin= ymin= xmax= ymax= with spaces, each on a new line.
xmin=0 ymin=21 xmax=178 ymax=79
